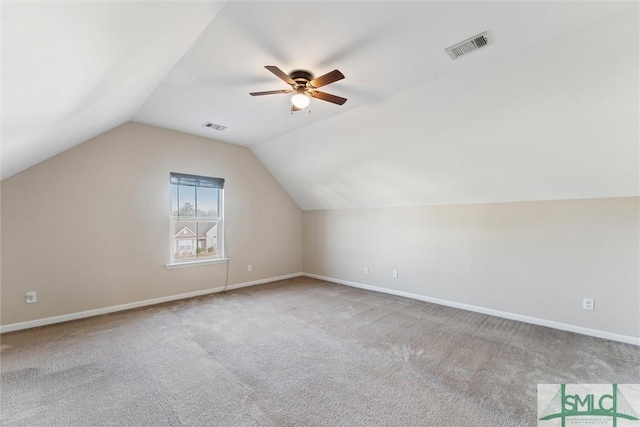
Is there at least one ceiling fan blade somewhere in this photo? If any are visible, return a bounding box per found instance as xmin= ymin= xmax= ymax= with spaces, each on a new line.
xmin=308 ymin=69 xmax=344 ymax=88
xmin=311 ymin=91 xmax=347 ymax=105
xmin=265 ymin=65 xmax=296 ymax=86
xmin=250 ymin=89 xmax=292 ymax=96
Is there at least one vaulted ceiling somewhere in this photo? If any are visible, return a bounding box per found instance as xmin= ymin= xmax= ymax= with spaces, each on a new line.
xmin=3 ymin=1 xmax=638 ymax=209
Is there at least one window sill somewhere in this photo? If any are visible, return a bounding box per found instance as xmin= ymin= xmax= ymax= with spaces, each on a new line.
xmin=165 ymin=258 xmax=229 ymax=269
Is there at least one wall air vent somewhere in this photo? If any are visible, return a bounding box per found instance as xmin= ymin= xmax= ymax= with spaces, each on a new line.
xmin=202 ymin=122 xmax=227 ymax=131
xmin=445 ymin=32 xmax=490 ymax=60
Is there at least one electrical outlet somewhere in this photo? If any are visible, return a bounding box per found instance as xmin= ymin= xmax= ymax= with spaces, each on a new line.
xmin=392 ymin=269 xmax=398 ymax=279
xmin=248 ymin=264 xmax=252 ymax=272
xmin=26 ymin=292 xmax=37 ymax=304
xmin=363 ymin=267 xmax=369 ymax=275
xmin=583 ymin=298 xmax=594 ymax=311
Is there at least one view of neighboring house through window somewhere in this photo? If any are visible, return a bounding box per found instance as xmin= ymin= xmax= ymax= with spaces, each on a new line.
xmin=170 ymin=172 xmax=224 ymax=263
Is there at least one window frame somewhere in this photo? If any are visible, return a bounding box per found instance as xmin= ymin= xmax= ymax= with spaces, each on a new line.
xmin=166 ymin=172 xmax=227 ymax=268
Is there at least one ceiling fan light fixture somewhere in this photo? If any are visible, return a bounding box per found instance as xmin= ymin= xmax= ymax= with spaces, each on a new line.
xmin=291 ymin=88 xmax=310 ymax=109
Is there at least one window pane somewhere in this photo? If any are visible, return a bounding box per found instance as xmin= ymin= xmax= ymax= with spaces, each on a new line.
xmin=177 ymin=184 xmax=196 ymax=218
xmin=171 ymin=185 xmax=179 ymax=217
xmin=196 ymin=221 xmax=218 ymax=259
xmin=170 ymin=173 xmax=224 ymax=264
xmin=197 ymin=187 xmax=219 ymax=218
xmin=172 ymin=221 xmax=198 ymax=260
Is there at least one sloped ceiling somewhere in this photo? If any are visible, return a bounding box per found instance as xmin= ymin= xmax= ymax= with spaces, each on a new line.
xmin=3 ymin=1 xmax=638 ymax=210
xmin=252 ymin=9 xmax=639 ymax=209
xmin=2 ymin=1 xmax=226 ymax=179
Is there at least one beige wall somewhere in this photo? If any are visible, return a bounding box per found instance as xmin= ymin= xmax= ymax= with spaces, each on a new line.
xmin=303 ymin=198 xmax=639 ymax=338
xmin=1 ymin=122 xmax=303 ymax=325
xmin=2 ymin=123 xmax=637 ymax=340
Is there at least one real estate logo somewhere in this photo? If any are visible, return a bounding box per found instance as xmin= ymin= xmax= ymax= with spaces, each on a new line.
xmin=538 ymin=384 xmax=640 ymax=427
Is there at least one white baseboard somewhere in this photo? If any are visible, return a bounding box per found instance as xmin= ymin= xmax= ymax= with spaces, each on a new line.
xmin=4 ymin=271 xmax=638 ymax=346
xmin=0 ymin=272 xmax=304 ymax=334
xmin=304 ymin=273 xmax=640 ymax=346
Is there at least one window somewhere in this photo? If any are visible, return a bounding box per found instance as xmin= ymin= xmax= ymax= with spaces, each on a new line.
xmin=170 ymin=172 xmax=224 ymax=264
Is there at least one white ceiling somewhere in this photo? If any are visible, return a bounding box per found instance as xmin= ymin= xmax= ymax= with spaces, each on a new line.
xmin=2 ymin=1 xmax=226 ymax=179
xmin=3 ymin=1 xmax=638 ymax=210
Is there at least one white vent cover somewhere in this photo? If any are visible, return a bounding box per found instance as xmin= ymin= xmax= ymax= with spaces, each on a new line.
xmin=445 ymin=32 xmax=490 ymax=60
xmin=203 ymin=122 xmax=227 ymax=131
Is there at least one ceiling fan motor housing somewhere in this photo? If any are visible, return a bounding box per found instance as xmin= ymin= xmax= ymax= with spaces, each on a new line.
xmin=289 ymin=70 xmax=314 ymax=87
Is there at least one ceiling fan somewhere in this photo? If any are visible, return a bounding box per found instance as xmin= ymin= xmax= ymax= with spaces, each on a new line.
xmin=250 ymin=65 xmax=347 ymax=113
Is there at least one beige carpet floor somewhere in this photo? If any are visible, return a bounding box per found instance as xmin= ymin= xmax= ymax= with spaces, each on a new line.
xmin=1 ymin=277 xmax=638 ymax=426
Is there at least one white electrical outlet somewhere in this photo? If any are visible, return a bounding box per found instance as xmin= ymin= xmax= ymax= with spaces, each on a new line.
xmin=363 ymin=267 xmax=369 ymax=275
xmin=26 ymin=292 xmax=37 ymax=304
xmin=583 ymin=298 xmax=594 ymax=311
xmin=248 ymin=264 xmax=253 ymax=272
xmin=392 ymin=269 xmax=398 ymax=278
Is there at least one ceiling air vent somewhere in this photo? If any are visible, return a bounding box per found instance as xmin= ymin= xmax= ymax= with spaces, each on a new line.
xmin=445 ymin=32 xmax=490 ymax=60
xmin=202 ymin=122 xmax=227 ymax=131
